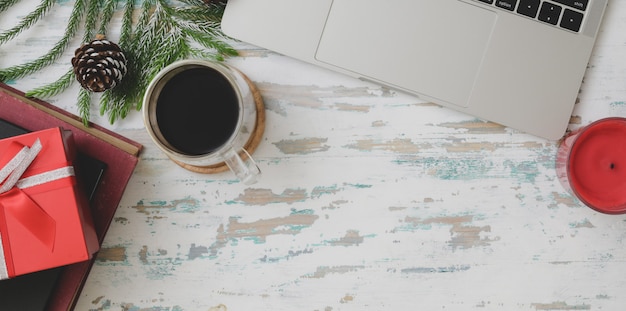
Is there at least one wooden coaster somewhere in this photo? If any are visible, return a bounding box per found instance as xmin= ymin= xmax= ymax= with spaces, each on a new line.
xmin=171 ymin=73 xmax=265 ymax=174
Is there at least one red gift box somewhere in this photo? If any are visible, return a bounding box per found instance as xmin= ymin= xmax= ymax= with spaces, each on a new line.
xmin=0 ymin=127 xmax=99 ymax=280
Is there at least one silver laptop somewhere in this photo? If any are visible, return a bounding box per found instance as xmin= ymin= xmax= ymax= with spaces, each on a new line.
xmin=221 ymin=0 xmax=608 ymax=140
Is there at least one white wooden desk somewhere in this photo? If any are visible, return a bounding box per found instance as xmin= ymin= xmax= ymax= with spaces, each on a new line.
xmin=2 ymin=1 xmax=626 ymax=310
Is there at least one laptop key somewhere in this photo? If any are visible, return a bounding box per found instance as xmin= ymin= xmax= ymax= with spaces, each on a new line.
xmin=476 ymin=0 xmax=582 ymax=33
xmin=495 ymin=0 xmax=517 ymax=11
xmin=552 ymin=0 xmax=588 ymax=11
xmin=538 ymin=2 xmax=562 ymax=25
xmin=560 ymin=8 xmax=584 ymax=32
xmin=517 ymin=0 xmax=540 ymax=18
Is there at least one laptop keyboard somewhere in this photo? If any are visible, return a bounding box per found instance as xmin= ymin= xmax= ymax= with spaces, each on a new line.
xmin=475 ymin=0 xmax=588 ymax=32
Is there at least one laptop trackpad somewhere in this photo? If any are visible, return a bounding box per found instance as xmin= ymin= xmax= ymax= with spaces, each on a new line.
xmin=315 ymin=0 xmax=496 ymax=107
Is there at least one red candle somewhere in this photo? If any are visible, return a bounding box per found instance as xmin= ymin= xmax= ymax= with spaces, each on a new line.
xmin=556 ymin=118 xmax=626 ymax=214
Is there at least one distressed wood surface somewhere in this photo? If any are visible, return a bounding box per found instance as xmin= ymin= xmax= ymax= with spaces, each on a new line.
xmin=2 ymin=1 xmax=626 ymax=310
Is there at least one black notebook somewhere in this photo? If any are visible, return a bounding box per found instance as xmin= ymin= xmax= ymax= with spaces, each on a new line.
xmin=0 ymin=119 xmax=106 ymax=311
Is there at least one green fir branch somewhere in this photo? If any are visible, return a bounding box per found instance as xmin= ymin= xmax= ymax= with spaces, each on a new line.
xmin=145 ymin=1 xmax=190 ymax=78
xmin=100 ymin=0 xmax=136 ymax=119
xmin=182 ymin=28 xmax=237 ymax=59
xmin=0 ymin=0 xmax=86 ymax=82
xmin=82 ymin=0 xmax=101 ymax=42
xmin=163 ymin=3 xmax=237 ymax=59
xmin=172 ymin=4 xmax=225 ymax=25
xmin=97 ymin=0 xmax=118 ymax=36
xmin=71 ymin=0 xmax=103 ymax=124
xmin=135 ymin=0 xmax=155 ymax=38
xmin=0 ymin=0 xmax=236 ymax=125
xmin=188 ymin=47 xmax=223 ymax=61
xmin=0 ymin=0 xmax=54 ymax=45
xmin=25 ymin=0 xmax=101 ymax=102
xmin=118 ymin=0 xmax=134 ymax=46
xmin=77 ymin=88 xmax=92 ymax=127
xmin=176 ymin=0 xmax=206 ymax=6
xmin=128 ymin=0 xmax=156 ymax=84
xmin=0 ymin=0 xmax=21 ymax=14
xmin=101 ymin=0 xmax=155 ymax=123
xmin=25 ymin=69 xmax=74 ymax=98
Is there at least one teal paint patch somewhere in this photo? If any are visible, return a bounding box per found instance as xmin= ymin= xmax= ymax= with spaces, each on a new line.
xmin=279 ymin=224 xmax=312 ymax=232
xmin=144 ymin=260 xmax=182 ymax=280
xmin=393 ymin=222 xmax=433 ymax=232
xmin=311 ymin=184 xmax=340 ymax=198
xmin=290 ymin=208 xmax=315 ymax=215
xmin=401 ymin=265 xmax=471 ymax=274
xmin=134 ymin=197 xmax=201 ymax=216
xmin=170 ymin=197 xmax=201 ymax=213
xmin=310 ymin=184 xmax=370 ymax=199
xmin=422 ymin=157 xmax=492 ymax=180
xmin=260 ymin=248 xmax=314 ymax=263
xmin=138 ymin=246 xmax=183 ymax=280
xmin=504 ymin=160 xmax=540 ymax=183
xmin=346 ymin=183 xmax=372 ymax=189
xmin=609 ymin=101 xmax=626 ymax=115
xmin=569 ymin=218 xmax=595 ymax=229
xmin=391 ymin=136 xmax=555 ymax=182
xmin=395 ymin=155 xmax=544 ymax=183
xmin=535 ymin=144 xmax=558 ymax=170
xmin=243 ymin=235 xmax=267 ymax=244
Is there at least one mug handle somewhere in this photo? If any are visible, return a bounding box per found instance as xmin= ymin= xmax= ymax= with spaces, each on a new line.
xmin=222 ymin=148 xmax=260 ymax=185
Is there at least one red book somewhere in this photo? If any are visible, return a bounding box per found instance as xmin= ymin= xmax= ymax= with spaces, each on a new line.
xmin=0 ymin=83 xmax=142 ymax=310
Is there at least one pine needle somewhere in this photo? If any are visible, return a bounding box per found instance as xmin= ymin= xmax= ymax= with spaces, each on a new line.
xmin=77 ymin=88 xmax=92 ymax=127
xmin=97 ymin=0 xmax=118 ymax=36
xmin=25 ymin=0 xmax=99 ymax=103
xmin=82 ymin=0 xmax=101 ymax=42
xmin=0 ymin=0 xmax=54 ymax=45
xmin=0 ymin=0 xmax=85 ymax=81
xmin=100 ymin=0 xmax=135 ymax=119
xmin=118 ymin=0 xmax=134 ymax=46
xmin=0 ymin=0 xmax=21 ymax=14
xmin=25 ymin=69 xmax=74 ymax=98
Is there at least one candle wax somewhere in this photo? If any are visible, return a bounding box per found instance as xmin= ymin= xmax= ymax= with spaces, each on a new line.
xmin=568 ymin=118 xmax=626 ymax=213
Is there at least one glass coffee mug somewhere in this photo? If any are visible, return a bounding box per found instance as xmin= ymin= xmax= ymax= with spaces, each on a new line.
xmin=143 ymin=59 xmax=261 ymax=184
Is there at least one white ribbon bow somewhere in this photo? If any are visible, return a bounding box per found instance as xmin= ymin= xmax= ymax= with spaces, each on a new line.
xmin=0 ymin=138 xmax=75 ymax=194
xmin=0 ymin=139 xmax=43 ymax=194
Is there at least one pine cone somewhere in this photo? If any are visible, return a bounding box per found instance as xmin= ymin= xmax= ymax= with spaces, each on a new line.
xmin=71 ymin=36 xmax=127 ymax=92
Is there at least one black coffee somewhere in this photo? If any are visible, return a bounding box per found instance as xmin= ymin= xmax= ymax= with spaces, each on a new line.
xmin=155 ymin=67 xmax=239 ymax=155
